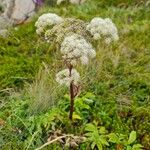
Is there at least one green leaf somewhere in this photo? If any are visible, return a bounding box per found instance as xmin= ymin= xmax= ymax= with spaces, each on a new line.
xmin=91 ymin=142 xmax=96 ymax=149
xmin=128 ymin=131 xmax=137 ymax=144
xmin=85 ymin=92 xmax=95 ymax=98
xmin=127 ymin=145 xmax=132 ymax=150
xmin=97 ymin=141 xmax=103 ymax=150
xmin=72 ymin=113 xmax=82 ymax=120
xmin=99 ymin=135 xmax=109 ymax=146
xmin=84 ymin=98 xmax=94 ymax=104
xmin=132 ymin=144 xmax=143 ymax=150
xmin=85 ymin=132 xmax=93 ymax=137
xmin=108 ymin=133 xmax=120 ymax=143
xmin=85 ymin=123 xmax=97 ymax=132
xmin=99 ymin=126 xmax=106 ymax=134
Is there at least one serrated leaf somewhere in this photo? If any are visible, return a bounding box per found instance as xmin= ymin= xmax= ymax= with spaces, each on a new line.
xmin=99 ymin=135 xmax=109 ymax=146
xmin=85 ymin=132 xmax=93 ymax=137
xmin=97 ymin=141 xmax=103 ymax=150
xmin=108 ymin=133 xmax=120 ymax=143
xmin=132 ymin=144 xmax=143 ymax=150
xmin=91 ymin=142 xmax=96 ymax=149
xmin=128 ymin=131 xmax=137 ymax=144
xmin=99 ymin=126 xmax=106 ymax=134
xmin=85 ymin=123 xmax=97 ymax=132
xmin=72 ymin=113 xmax=82 ymax=120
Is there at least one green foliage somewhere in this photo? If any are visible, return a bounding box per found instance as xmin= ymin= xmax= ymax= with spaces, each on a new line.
xmin=84 ymin=124 xmax=143 ymax=150
xmin=0 ymin=0 xmax=150 ymax=149
xmin=85 ymin=123 xmax=109 ymax=150
xmin=85 ymin=123 xmax=143 ymax=150
xmin=0 ymin=94 xmax=63 ymax=149
xmin=128 ymin=131 xmax=137 ymax=145
xmin=109 ymin=131 xmax=143 ymax=150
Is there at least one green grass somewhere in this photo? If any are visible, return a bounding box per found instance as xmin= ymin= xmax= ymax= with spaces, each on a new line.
xmin=0 ymin=0 xmax=150 ymax=149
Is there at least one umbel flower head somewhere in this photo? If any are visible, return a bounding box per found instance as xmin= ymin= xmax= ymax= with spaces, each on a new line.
xmin=60 ymin=33 xmax=96 ymax=65
xmin=56 ymin=69 xmax=80 ymax=87
xmin=35 ymin=13 xmax=63 ymax=35
xmin=44 ymin=18 xmax=90 ymax=44
xmin=86 ymin=17 xmax=119 ymax=44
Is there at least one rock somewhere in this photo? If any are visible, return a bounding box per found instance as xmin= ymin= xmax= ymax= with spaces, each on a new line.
xmin=0 ymin=29 xmax=8 ymax=37
xmin=11 ymin=0 xmax=36 ymax=24
xmin=3 ymin=0 xmax=15 ymax=19
xmin=0 ymin=16 xmax=12 ymax=29
xmin=0 ymin=0 xmax=6 ymax=14
xmin=0 ymin=0 xmax=36 ymax=36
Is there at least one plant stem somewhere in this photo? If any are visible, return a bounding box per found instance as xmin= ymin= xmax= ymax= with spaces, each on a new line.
xmin=69 ymin=65 xmax=74 ymax=120
xmin=69 ymin=81 xmax=74 ymax=120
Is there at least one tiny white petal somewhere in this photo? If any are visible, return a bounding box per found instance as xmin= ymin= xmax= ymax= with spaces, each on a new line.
xmin=80 ymin=56 xmax=89 ymax=65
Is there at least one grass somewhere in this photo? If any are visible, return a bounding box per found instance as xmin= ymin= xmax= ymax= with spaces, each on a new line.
xmin=0 ymin=0 xmax=150 ymax=149
xmin=26 ymin=63 xmax=66 ymax=114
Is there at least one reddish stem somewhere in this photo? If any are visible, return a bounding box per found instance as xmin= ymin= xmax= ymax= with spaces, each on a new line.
xmin=69 ymin=65 xmax=74 ymax=120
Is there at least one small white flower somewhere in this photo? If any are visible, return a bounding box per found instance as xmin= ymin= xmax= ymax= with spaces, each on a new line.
xmin=70 ymin=60 xmax=77 ymax=66
xmin=35 ymin=13 xmax=63 ymax=35
xmin=80 ymin=56 xmax=89 ymax=65
xmin=93 ymin=33 xmax=101 ymax=40
xmin=105 ymin=38 xmax=112 ymax=44
xmin=88 ymin=49 xmax=96 ymax=58
xmin=56 ymin=69 xmax=80 ymax=86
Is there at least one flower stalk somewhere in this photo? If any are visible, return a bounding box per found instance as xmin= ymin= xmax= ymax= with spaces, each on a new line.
xmin=68 ymin=65 xmax=75 ymax=120
xmin=69 ymin=81 xmax=74 ymax=120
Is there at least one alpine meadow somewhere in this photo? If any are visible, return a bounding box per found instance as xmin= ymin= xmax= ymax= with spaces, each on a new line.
xmin=0 ymin=0 xmax=150 ymax=149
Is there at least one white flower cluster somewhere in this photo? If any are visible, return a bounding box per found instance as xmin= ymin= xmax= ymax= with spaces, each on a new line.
xmin=35 ymin=13 xmax=63 ymax=35
xmin=60 ymin=34 xmax=96 ymax=65
xmin=86 ymin=17 xmax=119 ymax=44
xmin=56 ymin=69 xmax=80 ymax=86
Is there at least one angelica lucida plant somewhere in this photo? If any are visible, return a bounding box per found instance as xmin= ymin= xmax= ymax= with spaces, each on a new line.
xmin=56 ymin=34 xmax=96 ymax=120
xmin=35 ymin=13 xmax=119 ymax=120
